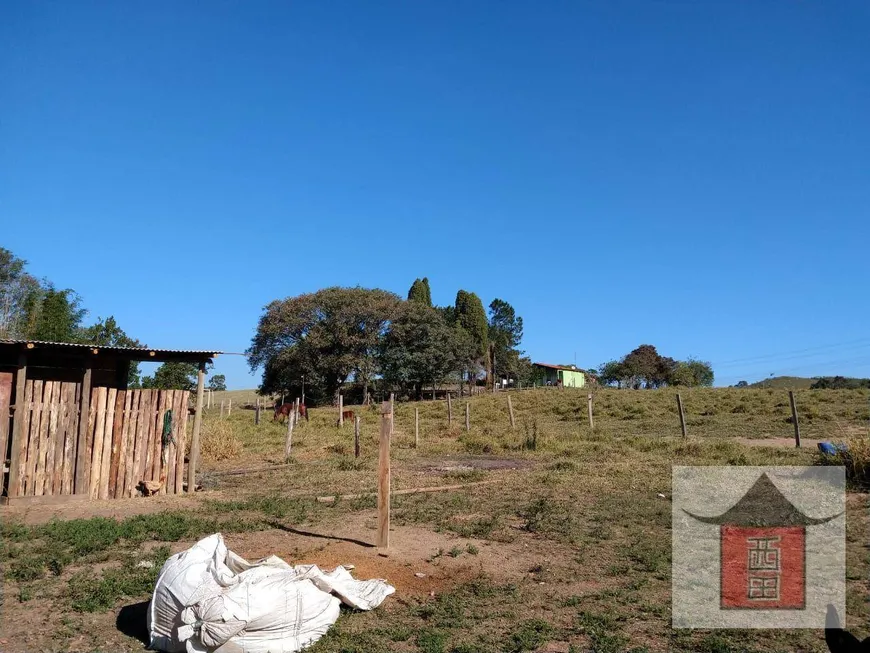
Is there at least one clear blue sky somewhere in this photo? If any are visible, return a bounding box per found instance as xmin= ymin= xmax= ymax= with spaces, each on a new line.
xmin=2 ymin=1 xmax=868 ymax=388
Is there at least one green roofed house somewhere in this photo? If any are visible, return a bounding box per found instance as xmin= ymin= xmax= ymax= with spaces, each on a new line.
xmin=533 ymin=363 xmax=587 ymax=388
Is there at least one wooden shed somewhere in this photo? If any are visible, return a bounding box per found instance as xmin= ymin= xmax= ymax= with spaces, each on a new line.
xmin=0 ymin=339 xmax=220 ymax=505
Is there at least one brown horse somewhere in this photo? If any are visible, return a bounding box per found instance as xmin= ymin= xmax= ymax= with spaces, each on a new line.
xmin=337 ymin=410 xmax=355 ymax=426
xmin=273 ymin=403 xmax=308 ymax=423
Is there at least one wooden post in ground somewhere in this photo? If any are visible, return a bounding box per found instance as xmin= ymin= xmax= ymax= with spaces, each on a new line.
xmin=228 ymin=400 xmax=232 ymax=416
xmin=187 ymin=361 xmax=206 ymax=493
xmin=377 ymin=401 xmax=392 ymax=550
xmin=447 ymin=392 xmax=453 ymax=425
xmin=255 ymin=399 xmax=261 ymax=425
xmin=72 ymin=358 xmax=93 ymax=495
xmin=465 ymin=401 xmax=470 ymax=431
xmin=676 ymin=393 xmax=687 ymax=438
xmin=508 ymin=395 xmax=515 ymax=429
xmin=789 ymin=391 xmax=801 ymax=448
xmin=285 ymin=410 xmax=295 ymax=458
xmin=354 ymin=416 xmax=360 ymax=458
xmin=587 ymin=393 xmax=594 ymax=430
xmin=7 ymin=353 xmax=28 ymax=497
xmin=390 ymin=392 xmax=395 ymax=435
xmin=415 ymin=407 xmax=419 ymax=448
xmin=339 ymin=393 xmax=344 ymax=427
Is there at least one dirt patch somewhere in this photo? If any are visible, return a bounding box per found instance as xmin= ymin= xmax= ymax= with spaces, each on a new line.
xmin=736 ymin=437 xmax=823 ymax=449
xmin=0 ymin=492 xmax=219 ymax=526
xmin=218 ymin=510 xmax=575 ymax=598
xmin=416 ymin=455 xmax=535 ymax=473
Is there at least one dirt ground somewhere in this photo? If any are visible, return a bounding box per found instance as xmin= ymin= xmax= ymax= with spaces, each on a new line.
xmin=0 ymin=506 xmax=586 ymax=653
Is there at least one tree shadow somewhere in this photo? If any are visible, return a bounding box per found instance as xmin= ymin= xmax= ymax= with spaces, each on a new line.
xmin=116 ymin=600 xmax=150 ymax=645
xmin=267 ymin=520 xmax=375 ymax=548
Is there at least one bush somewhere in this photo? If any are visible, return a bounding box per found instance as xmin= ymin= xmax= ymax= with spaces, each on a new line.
xmin=198 ymin=420 xmax=243 ymax=462
xmin=816 ymin=437 xmax=870 ymax=490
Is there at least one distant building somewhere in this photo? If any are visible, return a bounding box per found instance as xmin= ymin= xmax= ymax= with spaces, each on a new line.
xmin=533 ymin=363 xmax=587 ymax=388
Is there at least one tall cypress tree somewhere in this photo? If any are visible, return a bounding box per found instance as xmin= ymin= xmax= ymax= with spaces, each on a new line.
xmin=407 ymin=277 xmax=433 ymax=307
xmin=454 ymin=290 xmax=488 ymax=389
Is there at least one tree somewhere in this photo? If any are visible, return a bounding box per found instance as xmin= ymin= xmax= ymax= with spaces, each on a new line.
xmin=598 ymin=360 xmax=628 ymax=388
xmin=29 ymin=286 xmax=87 ymax=342
xmin=208 ymin=374 xmax=227 ymax=391
xmin=407 ymin=278 xmax=432 ymax=307
xmin=141 ymin=362 xmax=201 ymax=390
xmin=0 ymin=248 xmax=42 ymax=339
xmin=735 ymin=380 xmax=749 ymax=388
xmin=622 ymin=344 xmax=664 ymax=389
xmin=80 ymin=316 xmax=144 ymax=387
xmin=247 ymin=287 xmax=401 ymax=404
xmin=380 ymin=302 xmax=462 ymax=399
xmin=454 ymin=290 xmax=488 ymax=390
xmin=488 ymin=299 xmax=524 ymax=388
xmin=670 ymin=359 xmax=714 ymax=387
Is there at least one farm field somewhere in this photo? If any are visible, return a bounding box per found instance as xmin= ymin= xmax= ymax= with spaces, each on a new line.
xmin=2 ymin=387 xmax=869 ymax=653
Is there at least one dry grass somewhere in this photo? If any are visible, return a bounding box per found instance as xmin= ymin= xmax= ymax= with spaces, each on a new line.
xmin=4 ymin=387 xmax=869 ymax=652
xmin=196 ymin=419 xmax=243 ymax=462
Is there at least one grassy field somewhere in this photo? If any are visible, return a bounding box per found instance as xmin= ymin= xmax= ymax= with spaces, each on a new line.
xmin=2 ymin=387 xmax=869 ymax=652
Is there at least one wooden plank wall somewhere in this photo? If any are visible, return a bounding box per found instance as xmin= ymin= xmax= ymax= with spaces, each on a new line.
xmin=9 ymin=385 xmax=190 ymax=498
xmin=0 ymin=372 xmax=12 ymax=470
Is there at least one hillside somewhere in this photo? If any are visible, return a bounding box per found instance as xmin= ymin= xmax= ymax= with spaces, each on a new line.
xmin=749 ymin=376 xmax=816 ymax=389
xmin=749 ymin=375 xmax=870 ymax=390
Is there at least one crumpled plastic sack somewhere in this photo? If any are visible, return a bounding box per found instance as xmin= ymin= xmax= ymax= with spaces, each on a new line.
xmin=147 ymin=533 xmax=395 ymax=653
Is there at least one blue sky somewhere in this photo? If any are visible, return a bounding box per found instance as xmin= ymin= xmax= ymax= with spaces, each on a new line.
xmin=2 ymin=1 xmax=868 ymax=388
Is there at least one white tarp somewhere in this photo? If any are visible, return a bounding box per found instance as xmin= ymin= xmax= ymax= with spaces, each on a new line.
xmin=147 ymin=533 xmax=396 ymax=653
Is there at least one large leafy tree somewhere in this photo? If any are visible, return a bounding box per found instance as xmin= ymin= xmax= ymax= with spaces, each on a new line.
xmin=0 ymin=248 xmax=42 ymax=339
xmin=141 ymin=362 xmax=202 ymax=390
xmin=407 ymin=278 xmax=432 ymax=306
xmin=380 ymin=302 xmax=463 ymax=399
xmin=247 ymin=287 xmax=401 ymax=404
xmin=599 ymin=347 xmax=714 ymax=388
xmin=80 ymin=316 xmax=144 ymax=387
xmin=670 ymin=359 xmax=714 ymax=387
xmin=30 ymin=286 xmax=87 ymax=342
xmin=487 ymin=298 xmax=524 ymax=387
xmin=207 ymin=374 xmax=227 ymax=391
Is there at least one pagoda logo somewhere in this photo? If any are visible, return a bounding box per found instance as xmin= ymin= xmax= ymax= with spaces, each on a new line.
xmin=683 ymin=472 xmax=841 ymax=611
xmin=672 ymin=466 xmax=845 ymax=629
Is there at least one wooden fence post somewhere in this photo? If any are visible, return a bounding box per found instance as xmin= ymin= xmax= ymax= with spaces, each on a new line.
xmin=354 ymin=416 xmax=360 ymax=458
xmin=378 ymin=401 xmax=391 ymax=550
xmin=415 ymin=407 xmax=419 ymax=448
xmin=587 ymin=393 xmax=594 ymax=430
xmin=188 ymin=361 xmax=206 ymax=493
xmin=508 ymin=395 xmax=515 ymax=429
xmin=390 ymin=392 xmax=395 ymax=436
xmin=789 ymin=390 xmax=801 ymax=448
xmin=447 ymin=392 xmax=452 ymax=425
xmin=8 ymin=353 xmax=29 ymax=497
xmin=465 ymin=402 xmax=470 ymax=431
xmin=295 ymin=397 xmax=300 ymax=423
xmin=255 ymin=401 xmax=260 ymax=425
xmin=676 ymin=393 xmax=687 ymax=438
xmin=228 ymin=400 xmax=232 ymax=416
xmin=339 ymin=393 xmax=344 ymax=427
xmin=285 ymin=411 xmax=295 ymax=458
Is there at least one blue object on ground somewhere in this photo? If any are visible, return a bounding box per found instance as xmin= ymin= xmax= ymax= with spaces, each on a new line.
xmin=818 ymin=442 xmax=848 ymax=455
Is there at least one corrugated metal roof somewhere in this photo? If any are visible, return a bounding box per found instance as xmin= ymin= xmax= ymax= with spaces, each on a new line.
xmin=533 ymin=362 xmax=586 ymax=372
xmin=0 ymin=339 xmax=221 ymax=355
